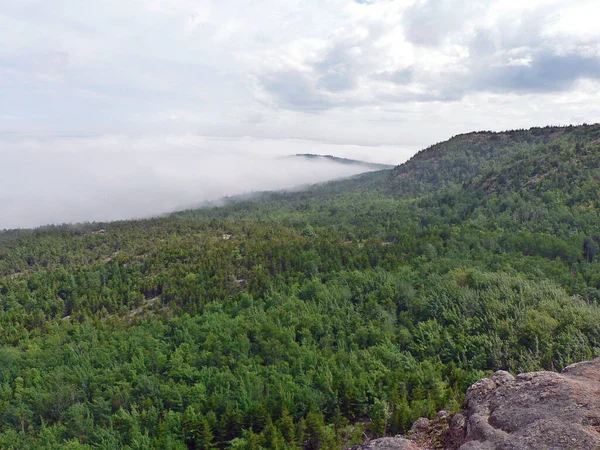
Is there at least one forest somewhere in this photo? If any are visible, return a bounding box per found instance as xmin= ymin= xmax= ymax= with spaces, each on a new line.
xmin=1 ymin=124 xmax=600 ymax=449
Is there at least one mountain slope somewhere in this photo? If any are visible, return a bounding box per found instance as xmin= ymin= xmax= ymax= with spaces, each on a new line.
xmin=291 ymin=154 xmax=395 ymax=170
xmin=1 ymin=124 xmax=600 ymax=449
xmin=387 ymin=124 xmax=600 ymax=197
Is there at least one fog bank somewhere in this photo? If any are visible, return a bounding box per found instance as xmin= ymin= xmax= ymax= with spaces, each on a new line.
xmin=0 ymin=135 xmax=413 ymax=229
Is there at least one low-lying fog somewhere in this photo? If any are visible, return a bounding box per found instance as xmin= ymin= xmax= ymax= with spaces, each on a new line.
xmin=1 ymin=135 xmax=414 ymax=230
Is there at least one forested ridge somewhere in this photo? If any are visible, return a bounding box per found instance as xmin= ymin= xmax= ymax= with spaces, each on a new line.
xmin=1 ymin=124 xmax=600 ymax=449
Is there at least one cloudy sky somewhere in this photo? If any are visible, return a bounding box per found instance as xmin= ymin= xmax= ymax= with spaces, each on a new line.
xmin=2 ymin=0 xmax=600 ymax=227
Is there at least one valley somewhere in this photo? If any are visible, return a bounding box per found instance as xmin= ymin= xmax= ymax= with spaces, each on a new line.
xmin=1 ymin=124 xmax=600 ymax=448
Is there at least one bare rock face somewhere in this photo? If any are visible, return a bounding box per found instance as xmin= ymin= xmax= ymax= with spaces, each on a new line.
xmin=458 ymin=358 xmax=600 ymax=450
xmin=358 ymin=358 xmax=600 ymax=450
xmin=353 ymin=436 xmax=421 ymax=450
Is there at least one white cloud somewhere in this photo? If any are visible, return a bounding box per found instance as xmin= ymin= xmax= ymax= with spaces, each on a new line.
xmin=1 ymin=0 xmax=600 ymax=226
xmin=3 ymin=0 xmax=599 ymax=135
xmin=0 ymin=135 xmax=414 ymax=229
xmin=255 ymin=0 xmax=600 ymax=111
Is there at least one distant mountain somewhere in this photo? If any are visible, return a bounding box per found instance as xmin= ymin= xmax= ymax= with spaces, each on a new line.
xmin=290 ymin=153 xmax=395 ymax=170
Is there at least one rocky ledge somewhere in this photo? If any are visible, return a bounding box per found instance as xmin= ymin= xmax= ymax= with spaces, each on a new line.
xmin=357 ymin=358 xmax=600 ymax=450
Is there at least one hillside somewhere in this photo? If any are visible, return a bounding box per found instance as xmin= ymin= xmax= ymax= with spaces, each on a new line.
xmin=291 ymin=154 xmax=395 ymax=171
xmin=1 ymin=124 xmax=600 ymax=449
xmin=388 ymin=124 xmax=600 ymax=197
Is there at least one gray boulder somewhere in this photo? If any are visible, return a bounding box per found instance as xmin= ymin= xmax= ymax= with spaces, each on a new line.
xmin=354 ymin=436 xmax=421 ymax=449
xmin=459 ymin=358 xmax=600 ymax=449
xmin=356 ymin=358 xmax=600 ymax=450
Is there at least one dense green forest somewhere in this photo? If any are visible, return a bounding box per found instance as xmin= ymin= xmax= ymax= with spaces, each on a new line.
xmin=1 ymin=124 xmax=600 ymax=449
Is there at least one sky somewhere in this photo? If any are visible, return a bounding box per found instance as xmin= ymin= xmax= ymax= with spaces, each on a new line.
xmin=2 ymin=0 xmax=600 ymax=227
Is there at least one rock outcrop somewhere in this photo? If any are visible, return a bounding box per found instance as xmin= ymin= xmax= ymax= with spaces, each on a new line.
xmin=353 ymin=437 xmax=420 ymax=449
xmin=357 ymin=358 xmax=600 ymax=450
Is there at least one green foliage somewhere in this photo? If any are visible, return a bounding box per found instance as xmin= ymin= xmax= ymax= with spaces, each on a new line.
xmin=1 ymin=124 xmax=600 ymax=448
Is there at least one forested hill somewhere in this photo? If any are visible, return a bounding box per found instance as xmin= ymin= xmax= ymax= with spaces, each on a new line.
xmin=291 ymin=154 xmax=394 ymax=170
xmin=1 ymin=124 xmax=600 ymax=449
xmin=387 ymin=123 xmax=600 ymax=197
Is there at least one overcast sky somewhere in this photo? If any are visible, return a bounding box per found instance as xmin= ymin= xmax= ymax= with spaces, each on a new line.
xmin=2 ymin=0 xmax=600 ymax=227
